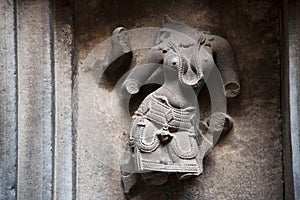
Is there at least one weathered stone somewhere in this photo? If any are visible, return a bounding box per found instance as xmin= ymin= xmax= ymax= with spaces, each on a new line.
xmin=53 ymin=0 xmax=75 ymax=199
xmin=17 ymin=1 xmax=54 ymax=199
xmin=286 ymin=1 xmax=300 ymax=199
xmin=0 ymin=0 xmax=297 ymax=199
xmin=0 ymin=1 xmax=17 ymax=199
xmin=112 ymin=17 xmax=239 ymax=193
xmin=74 ymin=0 xmax=283 ymax=199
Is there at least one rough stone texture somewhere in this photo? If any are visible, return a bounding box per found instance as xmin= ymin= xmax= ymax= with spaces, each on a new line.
xmin=0 ymin=0 xmax=293 ymax=199
xmin=0 ymin=1 xmax=77 ymax=199
xmin=0 ymin=1 xmax=17 ymax=199
xmin=288 ymin=0 xmax=300 ymax=198
xmin=74 ymin=0 xmax=283 ymax=199
xmin=17 ymin=1 xmax=54 ymax=199
xmin=53 ymin=0 xmax=75 ymax=199
xmin=280 ymin=1 xmax=294 ymax=199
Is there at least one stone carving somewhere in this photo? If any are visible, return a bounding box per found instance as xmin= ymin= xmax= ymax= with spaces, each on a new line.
xmin=104 ymin=16 xmax=240 ymax=194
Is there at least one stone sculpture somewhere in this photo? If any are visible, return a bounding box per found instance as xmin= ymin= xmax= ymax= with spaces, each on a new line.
xmin=104 ymin=16 xmax=240 ymax=194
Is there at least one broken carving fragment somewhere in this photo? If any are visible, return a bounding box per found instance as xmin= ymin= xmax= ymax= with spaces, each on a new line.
xmin=103 ymin=16 xmax=240 ymax=194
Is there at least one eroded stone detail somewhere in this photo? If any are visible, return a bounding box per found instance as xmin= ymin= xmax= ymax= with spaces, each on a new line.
xmin=104 ymin=16 xmax=240 ymax=194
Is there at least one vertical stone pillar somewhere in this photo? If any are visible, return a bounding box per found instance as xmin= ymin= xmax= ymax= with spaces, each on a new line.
xmin=17 ymin=1 xmax=54 ymax=199
xmin=1 ymin=0 xmax=76 ymax=199
xmin=0 ymin=0 xmax=17 ymax=199
xmin=53 ymin=1 xmax=75 ymax=199
xmin=288 ymin=0 xmax=300 ymax=198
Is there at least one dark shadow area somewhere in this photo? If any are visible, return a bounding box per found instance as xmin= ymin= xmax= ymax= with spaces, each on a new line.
xmin=129 ymin=83 xmax=161 ymax=116
xmin=104 ymin=52 xmax=133 ymax=87
xmin=127 ymin=173 xmax=196 ymax=200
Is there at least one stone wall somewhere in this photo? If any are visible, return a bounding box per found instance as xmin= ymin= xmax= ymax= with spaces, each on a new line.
xmin=74 ymin=0 xmax=283 ymax=199
xmin=0 ymin=0 xmax=299 ymax=199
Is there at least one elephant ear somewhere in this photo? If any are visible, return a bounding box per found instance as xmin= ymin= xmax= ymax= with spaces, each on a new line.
xmin=157 ymin=30 xmax=171 ymax=41
xmin=155 ymin=29 xmax=172 ymax=46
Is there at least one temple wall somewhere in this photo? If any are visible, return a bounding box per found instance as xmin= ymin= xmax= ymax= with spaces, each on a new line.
xmin=0 ymin=0 xmax=299 ymax=199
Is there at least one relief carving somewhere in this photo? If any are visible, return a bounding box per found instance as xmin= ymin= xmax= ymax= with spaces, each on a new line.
xmin=103 ymin=16 xmax=240 ymax=194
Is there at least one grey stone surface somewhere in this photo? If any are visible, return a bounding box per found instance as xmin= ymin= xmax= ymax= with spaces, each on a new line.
xmin=0 ymin=0 xmax=17 ymax=199
xmin=53 ymin=1 xmax=75 ymax=199
xmin=288 ymin=1 xmax=300 ymax=199
xmin=1 ymin=1 xmax=76 ymax=199
xmin=74 ymin=0 xmax=283 ymax=199
xmin=75 ymin=38 xmax=126 ymax=199
xmin=280 ymin=2 xmax=294 ymax=199
xmin=0 ymin=0 xmax=292 ymax=199
xmin=17 ymin=1 xmax=54 ymax=199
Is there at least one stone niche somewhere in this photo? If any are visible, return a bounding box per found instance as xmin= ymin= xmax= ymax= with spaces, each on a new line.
xmin=74 ymin=0 xmax=283 ymax=199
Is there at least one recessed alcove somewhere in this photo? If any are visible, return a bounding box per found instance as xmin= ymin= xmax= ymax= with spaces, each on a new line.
xmin=73 ymin=0 xmax=284 ymax=199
